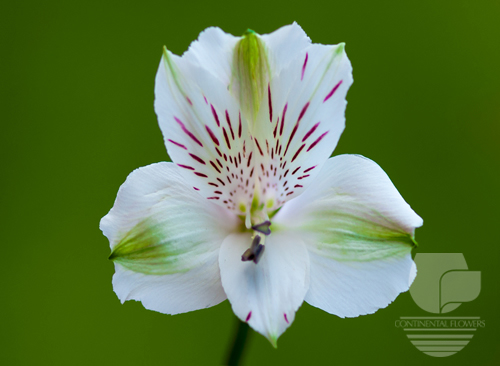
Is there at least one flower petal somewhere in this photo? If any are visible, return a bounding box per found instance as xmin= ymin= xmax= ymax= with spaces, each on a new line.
xmin=155 ymin=49 xmax=257 ymax=214
xmin=250 ymin=41 xmax=353 ymax=210
xmin=260 ymin=22 xmax=312 ymax=76
xmin=182 ymin=27 xmax=240 ymax=84
xmin=304 ymin=252 xmax=416 ymax=317
xmin=274 ymin=154 xmax=422 ymax=317
xmin=100 ymin=162 xmax=239 ymax=313
xmin=218 ymin=232 xmax=310 ymax=346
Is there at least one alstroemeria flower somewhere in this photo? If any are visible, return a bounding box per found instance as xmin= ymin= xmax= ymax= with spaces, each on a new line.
xmin=101 ymin=23 xmax=422 ymax=346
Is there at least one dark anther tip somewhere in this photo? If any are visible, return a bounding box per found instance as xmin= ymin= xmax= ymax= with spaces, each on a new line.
xmin=253 ymin=244 xmax=265 ymax=264
xmin=252 ymin=221 xmax=272 ymax=236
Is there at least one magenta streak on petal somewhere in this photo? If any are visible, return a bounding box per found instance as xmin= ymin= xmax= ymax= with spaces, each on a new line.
xmin=303 ymin=165 xmax=317 ymax=173
xmin=174 ymin=117 xmax=203 ymax=147
xmin=214 ymin=191 xmax=223 ymax=194
xmin=203 ymin=95 xmax=208 ymax=104
xmin=208 ymin=182 xmax=218 ymax=187
xmin=284 ymin=313 xmax=289 ymax=323
xmin=292 ymin=167 xmax=300 ymax=175
xmin=291 ymin=144 xmax=306 ymax=163
xmin=205 ymin=125 xmax=220 ymax=146
xmin=268 ymin=84 xmax=273 ymax=122
xmin=297 ymin=174 xmax=310 ymax=180
xmin=195 ymin=172 xmax=208 ymax=178
xmin=246 ymin=152 xmax=253 ymax=168
xmin=283 ymin=102 xmax=309 ymax=156
xmin=301 ymin=52 xmax=308 ymax=81
xmin=323 ymin=80 xmax=343 ymax=103
xmin=210 ymin=161 xmax=221 ymax=173
xmin=168 ymin=139 xmax=187 ymax=150
xmin=216 ymin=159 xmax=223 ymax=168
xmin=302 ymin=122 xmax=320 ymax=142
xmin=294 ymin=184 xmax=303 ymax=188
xmin=177 ymin=164 xmax=195 ymax=170
xmin=229 ymin=156 xmax=233 ymax=164
xmin=307 ymin=131 xmax=329 ymax=152
xmin=297 ymin=101 xmax=310 ymax=123
xmin=238 ymin=112 xmax=242 ymax=138
xmin=211 ymin=104 xmax=220 ymax=127
xmin=227 ymin=176 xmax=232 ymax=183
xmin=225 ymin=110 xmax=235 ymax=140
xmin=207 ymin=197 xmax=220 ymax=200
xmin=273 ymin=117 xmax=279 ymax=138
xmin=193 ymin=187 xmax=199 ymax=190
xmin=255 ymin=138 xmax=264 ymax=156
xmin=284 ymin=169 xmax=289 ymax=177
xmin=286 ymin=191 xmax=294 ymax=196
xmin=249 ymin=167 xmax=254 ymax=177
xmin=189 ymin=153 xmax=205 ymax=165
xmin=246 ymin=312 xmax=252 ymax=322
xmin=186 ymin=96 xmax=193 ymax=106
xmin=284 ymin=123 xmax=299 ymax=157
xmin=217 ymin=177 xmax=226 ymax=186
xmin=215 ymin=147 xmax=222 ymax=157
xmin=280 ymin=104 xmax=287 ymax=136
xmin=222 ymin=127 xmax=231 ymax=149
xmin=238 ymin=152 xmax=242 ymax=165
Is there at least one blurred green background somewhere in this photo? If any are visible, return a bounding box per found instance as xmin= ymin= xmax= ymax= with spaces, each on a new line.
xmin=1 ymin=0 xmax=498 ymax=365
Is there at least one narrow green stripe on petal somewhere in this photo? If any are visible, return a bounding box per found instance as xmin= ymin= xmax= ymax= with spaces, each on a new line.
xmin=231 ymin=30 xmax=270 ymax=123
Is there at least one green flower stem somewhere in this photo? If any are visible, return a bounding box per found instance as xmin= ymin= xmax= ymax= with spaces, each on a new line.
xmin=226 ymin=318 xmax=250 ymax=365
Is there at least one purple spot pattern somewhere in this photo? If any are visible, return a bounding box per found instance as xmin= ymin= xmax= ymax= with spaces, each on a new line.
xmin=163 ymin=53 xmax=344 ymax=212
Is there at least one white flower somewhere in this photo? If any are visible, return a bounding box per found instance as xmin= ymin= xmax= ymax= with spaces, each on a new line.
xmin=100 ymin=23 xmax=423 ymax=346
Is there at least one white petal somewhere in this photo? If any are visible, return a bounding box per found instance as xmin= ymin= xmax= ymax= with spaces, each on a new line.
xmin=155 ymin=49 xmax=256 ymax=214
xmin=218 ymin=232 xmax=310 ymax=346
xmin=182 ymin=27 xmax=240 ymax=84
xmin=112 ymin=258 xmax=224 ymax=315
xmin=260 ymin=22 xmax=312 ymax=77
xmin=305 ymin=252 xmax=416 ymax=317
xmin=100 ymin=162 xmax=239 ymax=314
xmin=274 ymin=154 xmax=422 ymax=317
xmin=250 ymin=41 xmax=353 ymax=210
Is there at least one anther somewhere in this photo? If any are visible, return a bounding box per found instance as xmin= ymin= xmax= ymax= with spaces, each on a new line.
xmin=241 ymin=235 xmax=265 ymax=264
xmin=251 ymin=220 xmax=271 ymax=235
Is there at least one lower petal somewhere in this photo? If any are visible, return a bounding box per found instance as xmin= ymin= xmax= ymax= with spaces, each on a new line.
xmin=112 ymin=253 xmax=226 ymax=315
xmin=218 ymin=232 xmax=310 ymax=346
xmin=305 ymin=252 xmax=416 ymax=317
xmin=100 ymin=162 xmax=239 ymax=314
xmin=273 ymin=154 xmax=422 ymax=317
